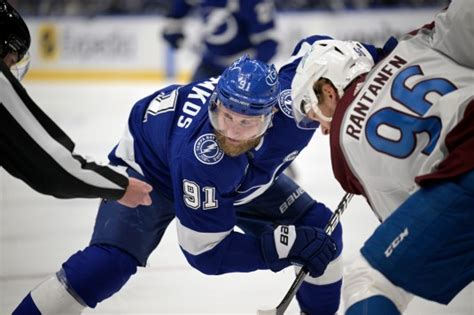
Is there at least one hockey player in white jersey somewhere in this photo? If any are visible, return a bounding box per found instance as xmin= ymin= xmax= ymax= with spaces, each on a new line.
xmin=291 ymin=0 xmax=474 ymax=314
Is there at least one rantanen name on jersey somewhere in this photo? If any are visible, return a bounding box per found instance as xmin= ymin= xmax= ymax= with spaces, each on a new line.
xmin=346 ymin=54 xmax=408 ymax=141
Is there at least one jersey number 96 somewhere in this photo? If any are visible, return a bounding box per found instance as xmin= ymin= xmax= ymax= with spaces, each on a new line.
xmin=366 ymin=65 xmax=456 ymax=158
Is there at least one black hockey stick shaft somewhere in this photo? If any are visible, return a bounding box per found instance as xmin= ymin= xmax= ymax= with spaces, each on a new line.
xmin=269 ymin=192 xmax=354 ymax=315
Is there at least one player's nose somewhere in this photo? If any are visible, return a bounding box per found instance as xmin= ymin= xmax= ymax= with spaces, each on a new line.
xmin=224 ymin=125 xmax=244 ymax=139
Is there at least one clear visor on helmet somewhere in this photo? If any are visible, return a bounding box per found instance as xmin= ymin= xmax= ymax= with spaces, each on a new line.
xmin=9 ymin=51 xmax=31 ymax=81
xmin=292 ymin=90 xmax=320 ymax=130
xmin=209 ymin=97 xmax=273 ymax=141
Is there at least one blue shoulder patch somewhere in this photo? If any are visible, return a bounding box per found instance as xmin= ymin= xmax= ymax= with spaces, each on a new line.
xmin=278 ymin=89 xmax=293 ymax=118
xmin=194 ymin=133 xmax=224 ymax=165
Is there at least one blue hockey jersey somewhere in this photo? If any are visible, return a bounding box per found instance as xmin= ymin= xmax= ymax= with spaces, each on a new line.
xmin=167 ymin=0 xmax=278 ymax=68
xmin=108 ymin=35 xmax=381 ymax=274
xmin=108 ymin=77 xmax=313 ymax=273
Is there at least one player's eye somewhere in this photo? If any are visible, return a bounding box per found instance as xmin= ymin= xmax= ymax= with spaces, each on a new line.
xmin=223 ymin=112 xmax=234 ymax=121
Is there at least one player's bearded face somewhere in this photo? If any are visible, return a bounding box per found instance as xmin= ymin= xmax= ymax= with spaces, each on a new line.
xmin=215 ymin=132 xmax=262 ymax=157
xmin=210 ymin=101 xmax=270 ymax=156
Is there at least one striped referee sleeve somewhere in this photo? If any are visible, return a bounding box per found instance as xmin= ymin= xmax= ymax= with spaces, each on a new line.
xmin=0 ymin=61 xmax=128 ymax=200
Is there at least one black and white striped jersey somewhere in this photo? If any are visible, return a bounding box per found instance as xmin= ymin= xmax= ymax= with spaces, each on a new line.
xmin=0 ymin=60 xmax=128 ymax=200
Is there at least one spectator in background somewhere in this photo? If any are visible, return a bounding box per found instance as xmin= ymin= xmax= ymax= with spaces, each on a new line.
xmin=1 ymin=0 xmax=153 ymax=207
xmin=161 ymin=0 xmax=279 ymax=82
xmin=160 ymin=0 xmax=303 ymax=178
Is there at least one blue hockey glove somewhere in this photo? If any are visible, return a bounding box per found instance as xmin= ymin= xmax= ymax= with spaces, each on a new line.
xmin=162 ymin=31 xmax=184 ymax=49
xmin=162 ymin=18 xmax=185 ymax=50
xmin=261 ymin=225 xmax=337 ymax=277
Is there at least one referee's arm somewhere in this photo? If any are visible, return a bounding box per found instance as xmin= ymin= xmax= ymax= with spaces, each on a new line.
xmin=0 ymin=61 xmax=129 ymax=200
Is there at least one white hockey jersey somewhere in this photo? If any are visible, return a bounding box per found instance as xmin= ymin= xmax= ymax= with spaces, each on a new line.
xmin=330 ymin=30 xmax=474 ymax=221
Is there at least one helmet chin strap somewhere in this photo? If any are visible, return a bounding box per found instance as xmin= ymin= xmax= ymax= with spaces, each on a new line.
xmin=302 ymin=92 xmax=333 ymax=123
xmin=311 ymin=102 xmax=333 ymax=122
xmin=311 ymin=82 xmax=342 ymax=123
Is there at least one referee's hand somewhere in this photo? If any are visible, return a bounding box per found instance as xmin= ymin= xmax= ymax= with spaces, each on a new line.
xmin=117 ymin=178 xmax=153 ymax=207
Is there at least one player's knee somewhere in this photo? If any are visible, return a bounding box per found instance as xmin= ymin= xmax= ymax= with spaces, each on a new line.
xmin=295 ymin=249 xmax=343 ymax=287
xmin=297 ymin=279 xmax=342 ymax=315
xmin=346 ymin=295 xmax=400 ymax=315
xmin=63 ymin=244 xmax=139 ymax=308
xmin=343 ymin=254 xmax=413 ymax=314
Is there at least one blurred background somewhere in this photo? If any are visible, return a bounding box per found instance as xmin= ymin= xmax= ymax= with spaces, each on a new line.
xmin=8 ymin=0 xmax=450 ymax=84
xmin=9 ymin=0 xmax=449 ymax=16
xmin=3 ymin=1 xmax=472 ymax=315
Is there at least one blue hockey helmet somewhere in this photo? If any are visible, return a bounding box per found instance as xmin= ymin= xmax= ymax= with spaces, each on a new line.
xmin=209 ymin=55 xmax=280 ymax=140
xmin=217 ymin=55 xmax=280 ymax=115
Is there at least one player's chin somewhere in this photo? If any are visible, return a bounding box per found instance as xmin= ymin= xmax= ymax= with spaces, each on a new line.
xmin=220 ymin=138 xmax=248 ymax=157
xmin=215 ymin=133 xmax=260 ymax=157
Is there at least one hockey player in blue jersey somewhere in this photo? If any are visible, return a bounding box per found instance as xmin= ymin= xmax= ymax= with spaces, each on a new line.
xmin=13 ymin=56 xmax=341 ymax=314
xmin=162 ymin=0 xmax=278 ymax=81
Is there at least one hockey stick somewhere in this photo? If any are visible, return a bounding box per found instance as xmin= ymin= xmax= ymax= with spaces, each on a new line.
xmin=258 ymin=192 xmax=354 ymax=315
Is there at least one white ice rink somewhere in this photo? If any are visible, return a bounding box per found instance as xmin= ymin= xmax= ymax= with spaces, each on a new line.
xmin=1 ymin=81 xmax=472 ymax=314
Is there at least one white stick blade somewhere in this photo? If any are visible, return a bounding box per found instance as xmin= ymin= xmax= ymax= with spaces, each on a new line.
xmin=257 ymin=309 xmax=278 ymax=315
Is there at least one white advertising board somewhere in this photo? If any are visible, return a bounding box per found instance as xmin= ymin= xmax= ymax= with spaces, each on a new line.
xmin=24 ymin=8 xmax=439 ymax=82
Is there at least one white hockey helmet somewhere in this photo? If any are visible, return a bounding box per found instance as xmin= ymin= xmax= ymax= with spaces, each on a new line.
xmin=291 ymin=39 xmax=374 ymax=129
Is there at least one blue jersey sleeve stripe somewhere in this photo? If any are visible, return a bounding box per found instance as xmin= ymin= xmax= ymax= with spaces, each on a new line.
xmin=234 ymin=158 xmax=286 ymax=205
xmin=112 ymin=123 xmax=144 ymax=175
xmin=297 ymin=254 xmax=343 ymax=285
xmin=250 ymin=29 xmax=278 ymax=44
xmin=176 ymin=218 xmax=232 ymax=255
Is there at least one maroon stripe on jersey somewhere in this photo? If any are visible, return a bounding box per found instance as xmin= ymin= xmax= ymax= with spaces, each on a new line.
xmin=416 ymin=100 xmax=474 ymax=186
xmin=408 ymin=21 xmax=435 ymax=36
xmin=330 ymin=76 xmax=367 ymax=197
xmin=407 ymin=5 xmax=447 ymax=36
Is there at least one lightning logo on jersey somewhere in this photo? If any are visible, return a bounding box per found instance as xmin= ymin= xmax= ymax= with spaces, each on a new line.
xmin=194 ymin=133 xmax=224 ymax=165
xmin=278 ymin=89 xmax=293 ymax=118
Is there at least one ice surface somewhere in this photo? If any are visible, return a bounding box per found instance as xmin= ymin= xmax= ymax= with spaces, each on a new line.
xmin=1 ymin=81 xmax=472 ymax=314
